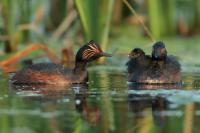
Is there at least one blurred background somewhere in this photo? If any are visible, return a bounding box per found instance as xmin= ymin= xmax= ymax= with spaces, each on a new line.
xmin=0 ymin=0 xmax=200 ymax=66
xmin=0 ymin=0 xmax=200 ymax=59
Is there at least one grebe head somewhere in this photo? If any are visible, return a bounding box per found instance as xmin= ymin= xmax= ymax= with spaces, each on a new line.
xmin=128 ymin=48 xmax=145 ymax=59
xmin=152 ymin=41 xmax=167 ymax=60
xmin=76 ymin=40 xmax=112 ymax=62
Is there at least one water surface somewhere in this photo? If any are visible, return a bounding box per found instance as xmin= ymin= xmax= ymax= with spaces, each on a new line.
xmin=0 ymin=63 xmax=200 ymax=133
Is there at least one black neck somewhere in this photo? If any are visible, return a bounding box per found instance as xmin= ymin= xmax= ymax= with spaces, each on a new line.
xmin=73 ymin=61 xmax=87 ymax=74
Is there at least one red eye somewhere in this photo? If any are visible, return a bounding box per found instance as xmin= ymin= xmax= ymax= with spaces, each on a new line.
xmin=96 ymin=49 xmax=101 ymax=53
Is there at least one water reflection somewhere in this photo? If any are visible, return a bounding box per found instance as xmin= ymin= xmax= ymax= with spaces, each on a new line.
xmin=127 ymin=83 xmax=183 ymax=132
xmin=75 ymin=93 xmax=101 ymax=125
xmin=10 ymin=83 xmax=102 ymax=128
xmin=128 ymin=94 xmax=168 ymax=128
xmin=10 ymin=83 xmax=88 ymax=100
xmin=3 ymin=69 xmax=200 ymax=132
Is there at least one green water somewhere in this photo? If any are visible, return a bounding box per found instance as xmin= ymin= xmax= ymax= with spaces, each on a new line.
xmin=1 ymin=58 xmax=200 ymax=133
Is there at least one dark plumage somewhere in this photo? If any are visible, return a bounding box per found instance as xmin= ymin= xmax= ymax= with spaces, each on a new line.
xmin=126 ymin=48 xmax=151 ymax=82
xmin=11 ymin=40 xmax=112 ymax=85
xmin=127 ymin=41 xmax=181 ymax=84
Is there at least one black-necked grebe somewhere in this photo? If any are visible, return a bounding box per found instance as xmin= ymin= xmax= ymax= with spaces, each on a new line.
xmin=11 ymin=40 xmax=112 ymax=85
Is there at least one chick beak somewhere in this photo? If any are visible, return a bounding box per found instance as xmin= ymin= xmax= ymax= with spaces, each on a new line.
xmin=128 ymin=54 xmax=134 ymax=58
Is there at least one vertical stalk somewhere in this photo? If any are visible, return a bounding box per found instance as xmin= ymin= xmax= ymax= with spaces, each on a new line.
xmin=75 ymin=0 xmax=90 ymax=40
xmin=148 ymin=0 xmax=176 ymax=37
xmin=75 ymin=0 xmax=101 ymax=41
xmin=112 ymin=0 xmax=122 ymax=25
xmin=20 ymin=0 xmax=31 ymax=42
xmin=101 ymin=0 xmax=114 ymax=51
xmin=193 ymin=0 xmax=200 ymax=32
xmin=2 ymin=0 xmax=13 ymax=52
xmin=123 ymin=0 xmax=155 ymax=42
xmin=166 ymin=0 xmax=176 ymax=35
xmin=147 ymin=0 xmax=161 ymax=38
xmin=48 ymin=0 xmax=67 ymax=31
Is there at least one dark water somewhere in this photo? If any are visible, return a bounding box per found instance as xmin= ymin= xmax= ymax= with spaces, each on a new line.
xmin=1 ymin=64 xmax=200 ymax=133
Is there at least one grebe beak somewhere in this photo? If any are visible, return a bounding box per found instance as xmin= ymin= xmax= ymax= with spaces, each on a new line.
xmin=100 ymin=52 xmax=112 ymax=57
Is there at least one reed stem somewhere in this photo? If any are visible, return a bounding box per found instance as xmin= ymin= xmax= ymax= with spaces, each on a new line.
xmin=123 ymin=0 xmax=156 ymax=42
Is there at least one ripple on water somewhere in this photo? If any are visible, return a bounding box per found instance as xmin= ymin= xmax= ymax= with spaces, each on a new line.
xmin=127 ymin=89 xmax=200 ymax=104
xmin=0 ymin=109 xmax=63 ymax=118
